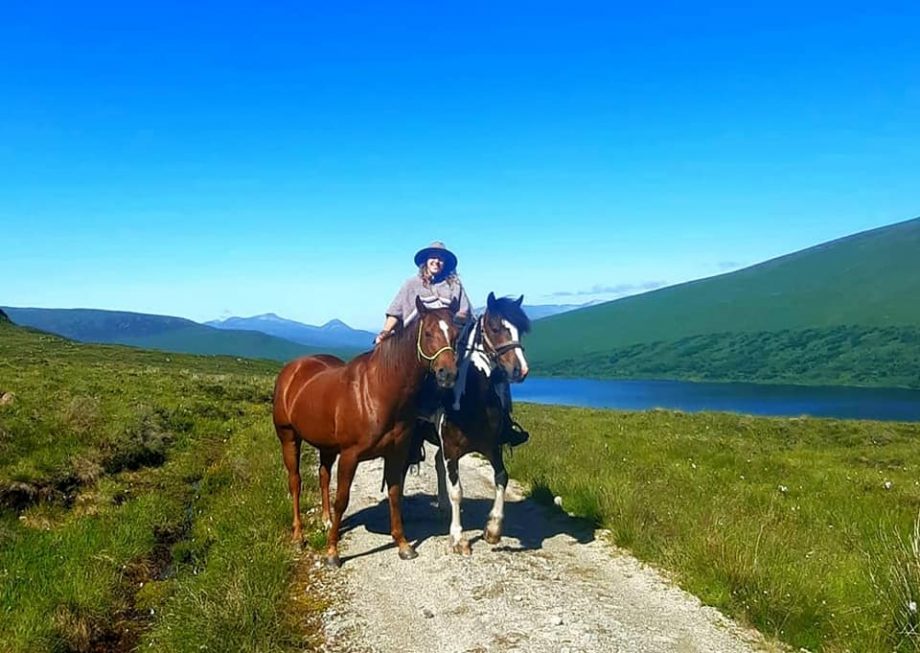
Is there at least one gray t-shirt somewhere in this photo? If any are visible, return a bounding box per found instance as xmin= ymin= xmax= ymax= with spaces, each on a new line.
xmin=386 ymin=275 xmax=472 ymax=326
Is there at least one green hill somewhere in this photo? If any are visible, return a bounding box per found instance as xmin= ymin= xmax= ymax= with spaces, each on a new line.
xmin=1 ymin=307 xmax=361 ymax=362
xmin=528 ymin=217 xmax=920 ymax=388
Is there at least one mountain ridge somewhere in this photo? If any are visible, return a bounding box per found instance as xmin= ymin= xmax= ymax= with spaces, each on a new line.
xmin=1 ymin=307 xmax=360 ymax=362
xmin=526 ymin=216 xmax=920 ymax=388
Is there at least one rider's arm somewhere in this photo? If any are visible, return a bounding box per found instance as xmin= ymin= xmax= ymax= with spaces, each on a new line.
xmin=457 ymin=283 xmax=472 ymax=320
xmin=375 ymin=315 xmax=400 ymax=345
xmin=377 ymin=278 xmax=416 ymax=345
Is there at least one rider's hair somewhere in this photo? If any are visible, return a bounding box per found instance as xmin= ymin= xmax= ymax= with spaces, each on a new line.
xmin=418 ymin=264 xmax=460 ymax=289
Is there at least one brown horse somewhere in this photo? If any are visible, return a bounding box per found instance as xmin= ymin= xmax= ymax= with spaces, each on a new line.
xmin=273 ymin=296 xmax=461 ymax=567
xmin=417 ymin=292 xmax=531 ymax=554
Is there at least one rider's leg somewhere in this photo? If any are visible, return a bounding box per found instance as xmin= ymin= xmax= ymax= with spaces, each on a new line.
xmin=494 ymin=377 xmax=529 ymax=447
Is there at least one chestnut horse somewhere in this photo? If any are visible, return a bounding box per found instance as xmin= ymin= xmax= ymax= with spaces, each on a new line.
xmin=273 ymin=297 xmax=460 ymax=567
xmin=416 ymin=293 xmax=531 ymax=554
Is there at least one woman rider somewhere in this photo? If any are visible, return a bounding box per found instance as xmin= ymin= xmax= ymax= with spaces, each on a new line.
xmin=376 ymin=241 xmax=528 ymax=448
xmin=375 ymin=241 xmax=471 ymax=344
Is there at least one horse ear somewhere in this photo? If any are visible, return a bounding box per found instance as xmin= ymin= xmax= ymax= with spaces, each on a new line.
xmin=415 ymin=296 xmax=427 ymax=315
xmin=487 ymin=292 xmax=497 ymax=309
xmin=516 ymin=295 xmax=524 ymax=307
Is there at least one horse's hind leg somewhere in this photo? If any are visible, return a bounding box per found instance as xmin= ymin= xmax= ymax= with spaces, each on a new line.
xmin=276 ymin=426 xmax=303 ymax=543
xmin=484 ymin=445 xmax=508 ymax=545
xmin=318 ymin=450 xmax=336 ymax=530
xmin=325 ymin=450 xmax=358 ymax=568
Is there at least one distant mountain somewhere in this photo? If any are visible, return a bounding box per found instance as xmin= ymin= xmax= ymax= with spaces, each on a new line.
xmin=527 ymin=217 xmax=920 ymax=388
xmin=1 ymin=307 xmax=361 ymax=362
xmin=205 ymin=313 xmax=376 ymax=349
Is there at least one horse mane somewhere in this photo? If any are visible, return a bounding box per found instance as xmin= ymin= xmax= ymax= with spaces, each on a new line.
xmin=487 ymin=296 xmax=531 ymax=334
xmin=371 ymin=319 xmax=419 ymax=374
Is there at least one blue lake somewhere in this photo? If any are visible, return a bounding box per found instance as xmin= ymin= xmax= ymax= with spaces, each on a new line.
xmin=512 ymin=377 xmax=920 ymax=422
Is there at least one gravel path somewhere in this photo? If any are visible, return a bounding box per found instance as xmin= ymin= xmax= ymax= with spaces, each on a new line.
xmin=311 ymin=444 xmax=770 ymax=653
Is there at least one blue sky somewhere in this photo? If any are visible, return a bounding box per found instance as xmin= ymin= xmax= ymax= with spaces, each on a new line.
xmin=2 ymin=1 xmax=918 ymax=330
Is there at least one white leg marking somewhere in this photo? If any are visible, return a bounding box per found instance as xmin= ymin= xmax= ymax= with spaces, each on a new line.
xmin=439 ymin=421 xmax=463 ymax=545
xmin=489 ymin=484 xmax=506 ymax=522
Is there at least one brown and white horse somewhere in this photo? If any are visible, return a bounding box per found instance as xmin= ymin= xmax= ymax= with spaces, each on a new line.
xmin=417 ymin=292 xmax=531 ymax=554
xmin=273 ymin=297 xmax=461 ymax=567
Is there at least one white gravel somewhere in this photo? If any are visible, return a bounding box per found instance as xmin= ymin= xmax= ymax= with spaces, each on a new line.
xmin=310 ymin=444 xmax=771 ymax=653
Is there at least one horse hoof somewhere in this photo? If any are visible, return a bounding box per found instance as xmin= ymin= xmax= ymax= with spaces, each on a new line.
xmin=325 ymin=555 xmax=342 ymax=569
xmin=451 ymin=540 xmax=472 ymax=556
xmin=484 ymin=529 xmax=502 ymax=545
xmin=398 ymin=547 xmax=418 ymax=561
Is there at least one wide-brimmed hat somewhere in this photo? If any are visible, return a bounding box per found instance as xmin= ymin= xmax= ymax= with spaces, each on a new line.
xmin=414 ymin=241 xmax=458 ymax=272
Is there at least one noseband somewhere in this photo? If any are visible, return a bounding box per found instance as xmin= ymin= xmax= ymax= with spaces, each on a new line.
xmin=477 ymin=315 xmax=525 ymax=362
xmin=416 ymin=319 xmax=454 ymax=367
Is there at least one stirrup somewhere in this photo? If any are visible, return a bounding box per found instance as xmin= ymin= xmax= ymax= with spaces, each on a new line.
xmin=501 ymin=419 xmax=530 ymax=447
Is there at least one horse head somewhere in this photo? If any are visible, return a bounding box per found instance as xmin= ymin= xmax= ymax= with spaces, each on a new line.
xmin=482 ymin=292 xmax=531 ymax=382
xmin=415 ymin=295 xmax=461 ymax=388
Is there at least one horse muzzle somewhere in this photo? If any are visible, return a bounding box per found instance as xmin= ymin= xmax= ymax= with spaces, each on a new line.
xmin=435 ymin=366 xmax=457 ymax=388
xmin=511 ymin=365 xmax=528 ymax=383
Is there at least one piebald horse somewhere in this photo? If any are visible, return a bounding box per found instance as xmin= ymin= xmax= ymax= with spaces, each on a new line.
xmin=273 ymin=297 xmax=461 ymax=567
xmin=417 ymin=292 xmax=531 ymax=554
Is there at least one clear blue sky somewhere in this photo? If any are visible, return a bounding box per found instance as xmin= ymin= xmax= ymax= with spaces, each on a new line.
xmin=3 ymin=1 xmax=918 ymax=330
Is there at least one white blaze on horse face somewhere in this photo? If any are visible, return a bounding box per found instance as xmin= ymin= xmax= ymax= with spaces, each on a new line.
xmin=438 ymin=319 xmax=450 ymax=349
xmin=502 ymin=319 xmax=528 ymax=370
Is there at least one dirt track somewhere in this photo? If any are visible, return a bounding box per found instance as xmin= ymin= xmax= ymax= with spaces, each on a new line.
xmin=309 ymin=444 xmax=770 ymax=653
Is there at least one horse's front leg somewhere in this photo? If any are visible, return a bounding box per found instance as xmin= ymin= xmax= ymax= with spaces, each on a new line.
xmin=325 ymin=450 xmax=358 ymax=568
xmin=439 ymin=424 xmax=470 ymax=555
xmin=383 ymin=437 xmax=418 ymax=561
xmin=434 ymin=438 xmax=449 ymax=515
xmin=319 ymin=449 xmax=336 ymax=530
xmin=484 ymin=445 xmax=508 ymax=545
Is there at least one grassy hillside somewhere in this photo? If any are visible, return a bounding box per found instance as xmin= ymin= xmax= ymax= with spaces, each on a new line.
xmin=0 ymin=320 xmax=327 ymax=651
xmin=527 ymin=217 xmax=920 ymax=386
xmin=2 ymin=307 xmax=361 ymax=362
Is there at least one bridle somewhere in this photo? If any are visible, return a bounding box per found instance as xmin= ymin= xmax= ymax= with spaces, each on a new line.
xmin=416 ymin=318 xmax=454 ymax=368
xmin=473 ymin=313 xmax=525 ymax=362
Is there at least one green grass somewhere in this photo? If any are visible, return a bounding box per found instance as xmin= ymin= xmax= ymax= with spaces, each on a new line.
xmin=527 ymin=216 xmax=920 ymax=386
xmin=0 ymin=320 xmax=326 ymax=651
xmin=509 ymin=403 xmax=920 ymax=652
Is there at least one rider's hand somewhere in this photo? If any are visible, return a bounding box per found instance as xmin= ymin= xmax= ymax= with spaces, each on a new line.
xmin=374 ymin=330 xmax=392 ymax=346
